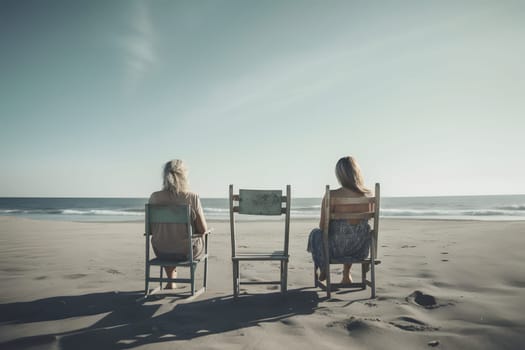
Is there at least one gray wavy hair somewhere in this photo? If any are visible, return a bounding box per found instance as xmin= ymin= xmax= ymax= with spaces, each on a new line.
xmin=162 ymin=159 xmax=189 ymax=194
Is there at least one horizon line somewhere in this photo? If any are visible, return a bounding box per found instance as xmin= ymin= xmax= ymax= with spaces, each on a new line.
xmin=1 ymin=193 xmax=524 ymax=199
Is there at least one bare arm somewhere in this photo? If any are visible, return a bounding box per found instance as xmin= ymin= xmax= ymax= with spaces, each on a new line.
xmin=194 ymin=195 xmax=208 ymax=235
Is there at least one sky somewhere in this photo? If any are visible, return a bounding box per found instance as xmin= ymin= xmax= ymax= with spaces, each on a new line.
xmin=0 ymin=0 xmax=524 ymax=198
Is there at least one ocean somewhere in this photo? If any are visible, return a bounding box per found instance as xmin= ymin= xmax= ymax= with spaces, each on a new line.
xmin=0 ymin=195 xmax=524 ymax=222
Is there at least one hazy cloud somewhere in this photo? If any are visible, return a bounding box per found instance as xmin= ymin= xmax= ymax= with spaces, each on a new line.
xmin=122 ymin=1 xmax=156 ymax=91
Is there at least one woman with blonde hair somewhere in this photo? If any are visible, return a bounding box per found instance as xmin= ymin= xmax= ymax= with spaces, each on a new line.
xmin=148 ymin=159 xmax=208 ymax=289
xmin=307 ymin=156 xmax=372 ymax=284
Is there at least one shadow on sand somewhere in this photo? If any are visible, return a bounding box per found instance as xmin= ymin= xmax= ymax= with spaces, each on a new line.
xmin=0 ymin=289 xmax=319 ymax=349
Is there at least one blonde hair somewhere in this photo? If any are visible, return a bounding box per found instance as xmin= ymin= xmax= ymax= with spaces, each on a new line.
xmin=335 ymin=156 xmax=370 ymax=195
xmin=162 ymin=159 xmax=189 ymax=194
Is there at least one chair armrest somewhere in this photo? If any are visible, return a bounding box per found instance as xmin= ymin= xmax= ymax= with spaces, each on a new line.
xmin=192 ymin=228 xmax=214 ymax=238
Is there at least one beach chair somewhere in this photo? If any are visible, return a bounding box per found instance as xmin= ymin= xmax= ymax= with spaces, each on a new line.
xmin=144 ymin=204 xmax=210 ymax=299
xmin=229 ymin=185 xmax=291 ymax=299
xmin=315 ymin=183 xmax=381 ymax=298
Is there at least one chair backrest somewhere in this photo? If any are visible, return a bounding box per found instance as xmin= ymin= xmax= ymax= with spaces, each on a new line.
xmin=146 ymin=204 xmax=191 ymax=224
xmin=145 ymin=204 xmax=194 ymax=260
xmin=229 ymin=185 xmax=291 ymax=256
xmin=237 ymin=189 xmax=285 ymax=215
xmin=323 ymin=183 xmax=380 ymax=258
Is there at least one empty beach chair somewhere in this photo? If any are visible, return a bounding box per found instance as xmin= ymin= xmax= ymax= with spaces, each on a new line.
xmin=144 ymin=204 xmax=210 ymax=299
xmin=229 ymin=185 xmax=291 ymax=299
xmin=315 ymin=183 xmax=381 ymax=298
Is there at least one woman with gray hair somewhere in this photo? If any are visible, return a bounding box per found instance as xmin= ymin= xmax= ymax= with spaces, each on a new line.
xmin=307 ymin=156 xmax=372 ymax=285
xmin=149 ymin=159 xmax=208 ymax=289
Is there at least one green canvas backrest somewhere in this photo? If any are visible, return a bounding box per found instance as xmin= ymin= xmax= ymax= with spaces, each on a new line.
xmin=146 ymin=204 xmax=190 ymax=224
xmin=238 ymin=189 xmax=283 ymax=215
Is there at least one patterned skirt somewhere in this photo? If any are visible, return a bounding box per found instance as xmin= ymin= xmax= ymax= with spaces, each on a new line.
xmin=153 ymin=236 xmax=205 ymax=261
xmin=307 ymin=219 xmax=371 ymax=270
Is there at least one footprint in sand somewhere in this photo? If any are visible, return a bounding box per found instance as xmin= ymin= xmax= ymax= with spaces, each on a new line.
xmin=327 ymin=317 xmax=367 ymax=332
xmin=508 ymin=280 xmax=525 ymax=288
xmin=389 ymin=316 xmax=439 ymax=332
xmin=63 ymin=273 xmax=87 ymax=279
xmin=406 ymin=290 xmax=440 ymax=309
xmin=2 ymin=267 xmax=27 ymax=272
xmin=328 ymin=317 xmax=381 ymax=333
xmin=281 ymin=319 xmax=298 ymax=326
xmin=418 ymin=272 xmax=434 ymax=279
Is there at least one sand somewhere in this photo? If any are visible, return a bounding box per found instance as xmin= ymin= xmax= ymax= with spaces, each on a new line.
xmin=1 ymin=216 xmax=524 ymax=349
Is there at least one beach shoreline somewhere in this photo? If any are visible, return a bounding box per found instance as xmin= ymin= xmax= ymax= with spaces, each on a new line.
xmin=1 ymin=216 xmax=524 ymax=349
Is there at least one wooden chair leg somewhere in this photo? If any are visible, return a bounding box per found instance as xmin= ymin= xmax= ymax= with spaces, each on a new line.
xmin=325 ymin=264 xmax=331 ymax=299
xmin=204 ymin=256 xmax=208 ymax=290
xmin=284 ymin=260 xmax=288 ymax=293
xmin=236 ymin=261 xmax=240 ymax=298
xmin=361 ymin=264 xmax=367 ymax=290
xmin=203 ymin=236 xmax=209 ymax=290
xmin=279 ymin=261 xmax=283 ymax=293
xmin=232 ymin=260 xmax=236 ymax=298
xmin=160 ymin=266 xmax=163 ymax=290
xmin=190 ymin=264 xmax=196 ymax=296
xmin=370 ymin=261 xmax=376 ymax=298
xmin=281 ymin=260 xmax=288 ymax=293
xmin=145 ymin=263 xmax=150 ymax=296
xmin=233 ymin=260 xmax=239 ymax=299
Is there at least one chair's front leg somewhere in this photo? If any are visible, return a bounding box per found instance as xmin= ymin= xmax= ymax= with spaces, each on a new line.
xmin=204 ymin=236 xmax=208 ymax=290
xmin=281 ymin=260 xmax=288 ymax=293
xmin=370 ymin=238 xmax=377 ymax=298
xmin=280 ymin=260 xmax=284 ymax=293
xmin=233 ymin=260 xmax=239 ymax=299
xmin=191 ymin=264 xmax=196 ymax=296
xmin=145 ymin=264 xmax=150 ymax=296
xmin=203 ymin=258 xmax=208 ymax=290
xmin=325 ymin=264 xmax=331 ymax=298
xmin=370 ymin=261 xmax=376 ymax=298
xmin=361 ymin=263 xmax=367 ymax=290
xmin=160 ymin=266 xmax=163 ymax=290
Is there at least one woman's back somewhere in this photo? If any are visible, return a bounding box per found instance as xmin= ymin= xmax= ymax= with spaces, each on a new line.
xmin=330 ymin=187 xmax=371 ymax=225
xmin=149 ymin=190 xmax=207 ymax=255
xmin=308 ymin=155 xmax=372 ymax=284
xmin=320 ymin=187 xmax=372 ymax=228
